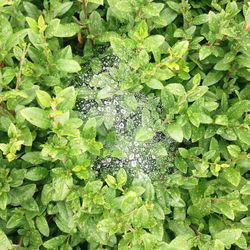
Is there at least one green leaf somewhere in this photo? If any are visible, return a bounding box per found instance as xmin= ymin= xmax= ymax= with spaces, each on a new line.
xmin=105 ymin=175 xmax=117 ymax=189
xmin=240 ymin=182 xmax=250 ymax=195
xmin=9 ymin=184 xmax=36 ymax=205
xmin=130 ymin=20 xmax=148 ymax=40
xmin=152 ymin=203 xmax=165 ymax=220
xmin=166 ymin=234 xmax=194 ymax=250
xmin=193 ymin=14 xmax=209 ymax=25
xmin=166 ymin=124 xmax=183 ymax=143
xmin=167 ymin=1 xmax=180 ymax=12
xmin=36 ymin=215 xmax=50 ymax=237
xmin=0 ymin=230 xmax=12 ymax=250
xmin=53 ymin=23 xmax=80 ymax=37
xmin=174 ymin=156 xmax=188 ymax=173
xmin=161 ymin=88 xmax=175 ymax=113
xmin=172 ymin=41 xmax=189 ymax=58
xmin=43 ymin=235 xmax=67 ymax=249
xmin=124 ymin=95 xmax=138 ymax=111
xmin=116 ymin=169 xmax=127 ymax=188
xmin=142 ymin=3 xmax=164 ymax=18
xmin=56 ymin=87 xmax=76 ymax=111
xmin=199 ymin=46 xmax=212 ymax=60
xmin=146 ymin=78 xmax=164 ymax=89
xmin=203 ymin=71 xmax=224 ymax=86
xmin=56 ymin=59 xmax=81 ymax=73
xmin=133 ymin=205 xmax=149 ymax=227
xmin=52 ymin=174 xmax=73 ymax=201
xmin=25 ymin=167 xmax=48 ymax=181
xmin=89 ymin=11 xmax=105 ymax=36
xmin=88 ymin=0 xmax=103 ymax=4
xmin=215 ymin=229 xmax=242 ymax=248
xmin=54 ymin=2 xmax=73 ymax=17
xmin=188 ymin=198 xmax=211 ymax=219
xmin=227 ymin=145 xmax=241 ymax=158
xmin=97 ymin=218 xmax=116 ymax=233
xmin=97 ymin=86 xmax=115 ymax=99
xmin=0 ymin=193 xmax=8 ymax=210
xmin=22 ymin=152 xmax=44 ymax=164
xmin=213 ymin=201 xmax=234 ymax=220
xmin=143 ymin=35 xmax=165 ymax=51
xmin=236 ymin=127 xmax=250 ymax=145
xmin=20 ymin=107 xmax=50 ymax=129
xmin=83 ymin=118 xmax=96 ymax=139
xmin=135 ymin=127 xmax=155 ymax=141
xmin=187 ymin=86 xmax=208 ymax=102
xmin=227 ymin=100 xmax=250 ymax=120
xmin=5 ymin=29 xmax=28 ymax=51
xmin=26 ymin=17 xmax=38 ymax=32
xmin=165 ymin=83 xmax=186 ymax=96
xmin=215 ymin=115 xmax=228 ymax=126
xmin=154 ymin=8 xmax=177 ymax=27
xmin=23 ymin=1 xmax=41 ymax=19
xmin=36 ymin=90 xmax=51 ymax=108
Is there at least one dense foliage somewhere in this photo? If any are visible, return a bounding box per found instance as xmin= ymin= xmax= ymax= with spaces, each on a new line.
xmin=0 ymin=0 xmax=250 ymax=249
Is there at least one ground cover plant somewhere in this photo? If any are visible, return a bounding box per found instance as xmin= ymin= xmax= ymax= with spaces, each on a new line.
xmin=0 ymin=0 xmax=250 ymax=249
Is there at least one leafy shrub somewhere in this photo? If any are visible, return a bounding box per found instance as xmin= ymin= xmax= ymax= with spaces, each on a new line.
xmin=0 ymin=0 xmax=250 ymax=249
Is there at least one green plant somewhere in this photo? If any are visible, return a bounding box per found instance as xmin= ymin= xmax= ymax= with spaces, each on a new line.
xmin=0 ymin=0 xmax=250 ymax=249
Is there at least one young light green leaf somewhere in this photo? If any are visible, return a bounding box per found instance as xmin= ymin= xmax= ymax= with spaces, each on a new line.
xmin=36 ymin=90 xmax=51 ymax=108
xmin=131 ymin=20 xmax=148 ymax=40
xmin=105 ymin=175 xmax=117 ymax=189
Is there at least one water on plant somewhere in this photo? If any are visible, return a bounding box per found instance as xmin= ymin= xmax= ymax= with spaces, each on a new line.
xmin=74 ymin=52 xmax=176 ymax=178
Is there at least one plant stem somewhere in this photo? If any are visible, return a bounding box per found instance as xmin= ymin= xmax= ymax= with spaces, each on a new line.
xmin=18 ymin=236 xmax=23 ymax=249
xmin=16 ymin=43 xmax=30 ymax=89
xmin=98 ymin=243 xmax=102 ymax=250
xmin=82 ymin=0 xmax=94 ymax=46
